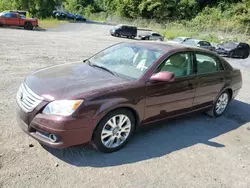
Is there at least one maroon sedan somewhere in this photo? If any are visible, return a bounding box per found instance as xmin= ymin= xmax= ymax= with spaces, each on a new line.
xmin=16 ymin=41 xmax=242 ymax=153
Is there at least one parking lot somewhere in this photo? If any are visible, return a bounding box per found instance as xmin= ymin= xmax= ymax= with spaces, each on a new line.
xmin=0 ymin=22 xmax=250 ymax=188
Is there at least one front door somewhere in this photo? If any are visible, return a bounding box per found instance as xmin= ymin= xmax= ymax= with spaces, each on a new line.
xmin=192 ymin=52 xmax=226 ymax=109
xmin=144 ymin=52 xmax=196 ymax=123
xmin=3 ymin=13 xmax=18 ymax=26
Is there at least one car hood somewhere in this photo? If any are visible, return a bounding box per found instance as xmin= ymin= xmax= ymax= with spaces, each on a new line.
xmin=24 ymin=62 xmax=130 ymax=101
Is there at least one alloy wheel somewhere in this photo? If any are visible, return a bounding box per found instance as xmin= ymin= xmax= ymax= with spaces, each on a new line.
xmin=215 ymin=93 xmax=229 ymax=115
xmin=101 ymin=115 xmax=131 ymax=148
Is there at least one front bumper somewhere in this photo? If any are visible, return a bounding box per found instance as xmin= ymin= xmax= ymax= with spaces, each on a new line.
xmin=16 ymin=104 xmax=93 ymax=148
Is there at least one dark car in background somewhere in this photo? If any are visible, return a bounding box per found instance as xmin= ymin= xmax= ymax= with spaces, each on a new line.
xmin=110 ymin=24 xmax=137 ymax=39
xmin=16 ymin=41 xmax=242 ymax=153
xmin=52 ymin=10 xmax=67 ymax=20
xmin=137 ymin=32 xmax=164 ymax=41
xmin=215 ymin=42 xmax=250 ymax=59
xmin=183 ymin=39 xmax=216 ymax=52
xmin=52 ymin=10 xmax=86 ymax=22
xmin=75 ymin=14 xmax=86 ymax=21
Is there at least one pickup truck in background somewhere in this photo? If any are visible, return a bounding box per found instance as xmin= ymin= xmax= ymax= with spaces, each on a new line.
xmin=0 ymin=11 xmax=38 ymax=30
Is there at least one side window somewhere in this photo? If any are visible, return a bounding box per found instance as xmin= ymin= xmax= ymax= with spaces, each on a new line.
xmin=152 ymin=33 xmax=160 ymax=36
xmin=200 ymin=41 xmax=211 ymax=46
xmin=3 ymin=13 xmax=12 ymax=18
xmin=195 ymin=53 xmax=224 ymax=74
xmin=157 ymin=52 xmax=193 ymax=78
xmin=11 ymin=13 xmax=17 ymax=18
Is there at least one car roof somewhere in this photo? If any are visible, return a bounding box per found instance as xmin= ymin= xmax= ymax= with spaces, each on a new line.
xmin=116 ymin=24 xmax=136 ymax=27
xmin=122 ymin=41 xmax=215 ymax=54
xmin=175 ymin=37 xmax=190 ymax=39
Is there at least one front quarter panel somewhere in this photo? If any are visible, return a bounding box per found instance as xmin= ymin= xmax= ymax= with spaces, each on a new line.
xmin=76 ymin=82 xmax=146 ymax=130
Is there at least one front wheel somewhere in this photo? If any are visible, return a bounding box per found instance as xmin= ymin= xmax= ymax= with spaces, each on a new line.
xmin=206 ymin=91 xmax=230 ymax=117
xmin=92 ymin=109 xmax=135 ymax=153
xmin=24 ymin=22 xmax=33 ymax=30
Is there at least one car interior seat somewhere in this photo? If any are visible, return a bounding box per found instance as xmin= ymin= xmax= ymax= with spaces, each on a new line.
xmin=136 ymin=50 xmax=157 ymax=71
xmin=161 ymin=54 xmax=187 ymax=77
xmin=197 ymin=60 xmax=216 ymax=73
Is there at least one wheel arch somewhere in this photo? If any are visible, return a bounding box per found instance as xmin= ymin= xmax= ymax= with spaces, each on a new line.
xmin=91 ymin=105 xmax=141 ymax=139
xmin=214 ymin=87 xmax=233 ymax=104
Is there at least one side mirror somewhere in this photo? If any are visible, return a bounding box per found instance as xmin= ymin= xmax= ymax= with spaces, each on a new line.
xmin=149 ymin=71 xmax=175 ymax=82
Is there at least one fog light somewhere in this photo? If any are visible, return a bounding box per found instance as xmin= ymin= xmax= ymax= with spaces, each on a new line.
xmin=48 ymin=134 xmax=59 ymax=143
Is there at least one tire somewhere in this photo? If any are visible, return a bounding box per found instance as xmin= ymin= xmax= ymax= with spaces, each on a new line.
xmin=206 ymin=90 xmax=230 ymax=117
xmin=24 ymin=22 xmax=33 ymax=30
xmin=92 ymin=109 xmax=135 ymax=153
xmin=242 ymin=51 xmax=249 ymax=59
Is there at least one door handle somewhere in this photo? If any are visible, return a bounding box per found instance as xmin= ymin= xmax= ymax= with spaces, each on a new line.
xmin=220 ymin=78 xmax=224 ymax=82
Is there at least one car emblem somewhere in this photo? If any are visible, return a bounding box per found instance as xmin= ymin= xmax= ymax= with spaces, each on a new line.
xmin=20 ymin=92 xmax=23 ymax=101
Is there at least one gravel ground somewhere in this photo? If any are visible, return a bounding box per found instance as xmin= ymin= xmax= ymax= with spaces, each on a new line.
xmin=0 ymin=23 xmax=250 ymax=188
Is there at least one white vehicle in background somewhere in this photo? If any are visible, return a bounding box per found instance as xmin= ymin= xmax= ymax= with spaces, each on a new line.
xmin=137 ymin=31 xmax=164 ymax=41
xmin=170 ymin=37 xmax=191 ymax=43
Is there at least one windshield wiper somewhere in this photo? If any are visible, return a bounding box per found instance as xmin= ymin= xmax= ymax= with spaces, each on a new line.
xmin=89 ymin=63 xmax=118 ymax=77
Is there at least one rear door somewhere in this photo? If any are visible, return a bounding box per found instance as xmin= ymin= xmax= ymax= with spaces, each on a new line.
xmin=121 ymin=26 xmax=128 ymax=36
xmin=192 ymin=52 xmax=226 ymax=109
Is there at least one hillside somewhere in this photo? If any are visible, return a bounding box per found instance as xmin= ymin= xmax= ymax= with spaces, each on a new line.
xmin=1 ymin=0 xmax=250 ymax=41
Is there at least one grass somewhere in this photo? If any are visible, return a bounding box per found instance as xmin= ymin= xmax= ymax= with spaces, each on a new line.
xmin=39 ymin=18 xmax=69 ymax=28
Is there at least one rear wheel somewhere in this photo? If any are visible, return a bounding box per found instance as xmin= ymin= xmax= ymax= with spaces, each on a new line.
xmin=24 ymin=22 xmax=33 ymax=30
xmin=92 ymin=109 xmax=135 ymax=153
xmin=242 ymin=51 xmax=249 ymax=59
xmin=206 ymin=91 xmax=230 ymax=117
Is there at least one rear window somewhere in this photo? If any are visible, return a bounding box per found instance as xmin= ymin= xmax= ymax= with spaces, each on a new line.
xmin=199 ymin=41 xmax=211 ymax=46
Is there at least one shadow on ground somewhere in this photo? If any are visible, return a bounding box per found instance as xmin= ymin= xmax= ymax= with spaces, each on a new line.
xmin=44 ymin=99 xmax=250 ymax=167
xmin=0 ymin=26 xmax=46 ymax=31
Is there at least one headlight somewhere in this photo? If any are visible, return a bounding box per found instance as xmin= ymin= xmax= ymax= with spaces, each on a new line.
xmin=43 ymin=100 xmax=83 ymax=116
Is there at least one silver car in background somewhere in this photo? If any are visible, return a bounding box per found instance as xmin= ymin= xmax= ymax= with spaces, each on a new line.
xmin=182 ymin=39 xmax=216 ymax=52
xmin=137 ymin=32 xmax=164 ymax=41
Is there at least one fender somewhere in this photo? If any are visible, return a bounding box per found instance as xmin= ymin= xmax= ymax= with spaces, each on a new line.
xmin=92 ymin=97 xmax=145 ymax=129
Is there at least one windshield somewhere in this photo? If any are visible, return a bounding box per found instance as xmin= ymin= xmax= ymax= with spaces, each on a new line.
xmin=88 ymin=43 xmax=165 ymax=80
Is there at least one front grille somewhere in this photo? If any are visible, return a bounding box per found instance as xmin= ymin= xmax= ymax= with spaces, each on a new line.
xmin=16 ymin=83 xmax=44 ymax=113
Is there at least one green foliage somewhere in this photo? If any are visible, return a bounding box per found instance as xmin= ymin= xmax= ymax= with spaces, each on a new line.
xmin=0 ymin=0 xmax=59 ymax=18
xmin=1 ymin=0 xmax=250 ymax=40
